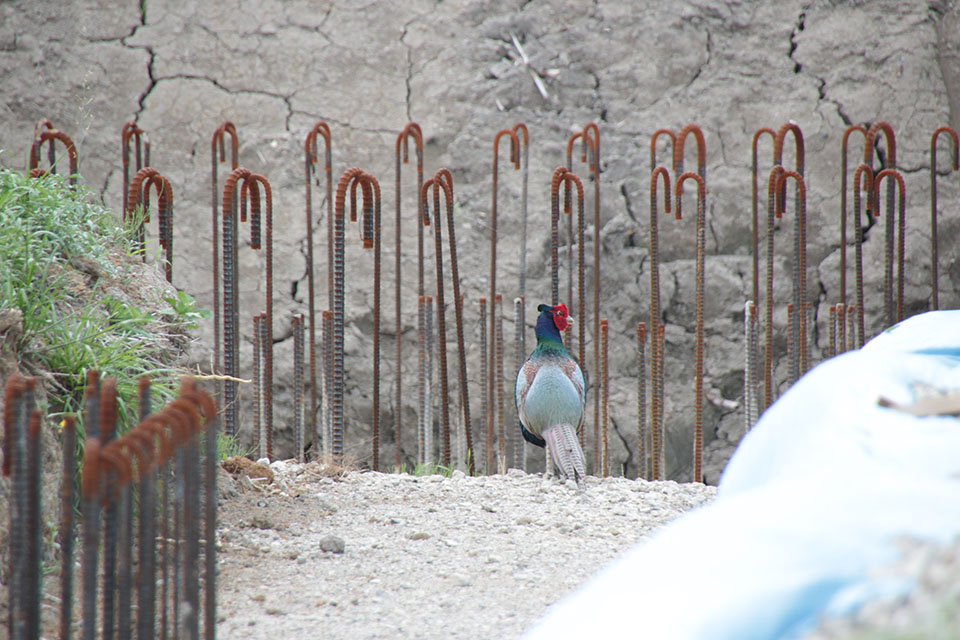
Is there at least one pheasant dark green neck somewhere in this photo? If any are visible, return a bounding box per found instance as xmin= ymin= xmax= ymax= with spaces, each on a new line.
xmin=534 ymin=309 xmax=567 ymax=354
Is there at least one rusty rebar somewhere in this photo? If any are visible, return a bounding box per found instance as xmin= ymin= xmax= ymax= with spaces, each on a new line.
xmin=636 ymin=322 xmax=647 ymax=480
xmin=479 ymin=297 xmax=490 ymax=472
xmin=81 ymin=434 xmax=102 ymax=640
xmin=874 ymin=168 xmax=907 ymax=323
xmin=673 ymin=124 xmax=706 ymax=217
xmin=251 ymin=313 xmax=266 ymax=458
xmin=514 ymin=122 xmax=530 ymax=322
xmin=746 ymin=300 xmax=760 ymax=430
xmin=252 ymin=313 xmax=264 ymax=458
xmin=513 ymin=296 xmax=525 ymax=471
xmin=864 ymin=122 xmax=897 ymax=327
xmin=293 ymin=313 xmax=305 ymax=462
xmin=305 ymin=121 xmax=332 ymax=460
xmin=600 ymin=318 xmax=609 ymax=478
xmin=24 ymin=409 xmax=42 ymax=640
xmin=418 ymin=296 xmax=428 ymax=466
xmin=221 ymin=168 xmax=273 ymax=441
xmin=848 ymin=303 xmax=859 ymax=350
xmin=583 ymin=123 xmax=603 ymax=481
xmin=837 ymin=303 xmax=847 ymax=354
xmin=841 ymin=125 xmax=867 ymax=307
xmin=775 ymin=169 xmax=809 ymax=377
xmin=331 ymin=168 xmax=379 ymax=462
xmin=648 ymin=165 xmax=671 ymax=451
xmin=650 ymin=128 xmax=676 ymax=171
xmin=122 ymin=121 xmax=150 ymax=217
xmin=321 ymin=310 xmax=333 ymax=459
xmin=675 ymin=171 xmax=707 ymax=483
xmin=5 ymin=375 xmax=27 ymax=640
xmin=566 ymin=131 xmax=593 ymax=370
xmin=930 ymin=126 xmax=959 ymax=310
xmin=549 ymin=167 xmax=569 ymax=306
xmin=29 ymin=127 xmax=79 ymax=185
xmin=752 ymin=128 xmax=776 ymax=305
xmin=101 ymin=377 xmax=119 ymax=640
xmin=494 ymin=294 xmax=505 ymax=471
xmin=60 ymin=414 xmax=77 ymax=640
xmin=852 ymin=164 xmax=875 ymax=347
xmin=211 ymin=122 xmax=239 ymax=414
xmin=127 ymin=167 xmax=174 ymax=280
xmin=436 ymin=169 xmax=474 ymax=473
xmin=421 ymin=172 xmax=457 ymax=468
xmin=490 ymin=128 xmax=520 ymax=470
xmin=763 ymin=166 xmax=786 ymax=409
xmin=828 ymin=304 xmax=837 ymax=358
xmin=652 ymin=323 xmax=665 ymax=481
xmin=425 ymin=296 xmax=435 ymax=464
xmin=395 ymin=122 xmax=424 ymax=470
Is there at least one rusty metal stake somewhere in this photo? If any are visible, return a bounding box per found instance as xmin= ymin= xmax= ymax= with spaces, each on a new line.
xmin=675 ymin=171 xmax=707 ymax=483
xmin=252 ymin=313 xmax=264 ymax=459
xmin=775 ymin=169 xmax=809 ymax=378
xmin=763 ymin=166 xmax=785 ymax=409
xmin=490 ymin=128 xmax=520 ymax=471
xmin=60 ymin=414 xmax=77 ymax=640
xmin=395 ymin=123 xmax=424 ymax=470
xmin=479 ymin=297 xmax=490 ymax=472
xmin=514 ymin=123 xmax=530 ymax=357
xmin=211 ymin=122 xmax=239 ymax=414
xmin=874 ymin=168 xmax=907 ymax=323
xmin=652 ymin=323 xmax=665 ymax=480
xmin=752 ymin=128 xmax=776 ymax=305
xmin=495 ymin=294 xmax=505 ymax=471
xmin=221 ymin=168 xmax=273 ymax=441
xmin=636 ymin=323 xmax=647 ymax=480
xmin=600 ymin=318 xmax=609 ymax=477
xmin=305 ymin=121 xmax=332 ymax=459
xmin=864 ymin=122 xmax=897 ymax=328
xmin=930 ymin=126 xmax=959 ymax=310
xmin=513 ymin=296 xmax=525 ymax=471
xmin=29 ymin=127 xmax=79 ymax=185
xmin=841 ymin=125 xmax=868 ymax=307
xmin=293 ymin=313 xmax=305 ymax=462
xmin=648 ymin=165 xmax=671 ymax=454
xmin=122 ymin=121 xmax=150 ymax=218
xmin=852 ymin=164 xmax=875 ymax=347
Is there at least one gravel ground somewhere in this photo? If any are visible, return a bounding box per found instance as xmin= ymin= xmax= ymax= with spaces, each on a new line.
xmin=215 ymin=460 xmax=716 ymax=639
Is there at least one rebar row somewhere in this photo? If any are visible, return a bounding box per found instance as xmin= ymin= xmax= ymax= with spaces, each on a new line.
xmin=3 ymin=372 xmax=218 ymax=640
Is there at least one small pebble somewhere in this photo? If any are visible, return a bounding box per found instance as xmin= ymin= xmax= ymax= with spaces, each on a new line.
xmin=319 ymin=535 xmax=345 ymax=554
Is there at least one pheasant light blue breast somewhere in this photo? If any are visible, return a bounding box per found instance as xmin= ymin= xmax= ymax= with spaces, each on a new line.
xmin=515 ymin=303 xmax=587 ymax=487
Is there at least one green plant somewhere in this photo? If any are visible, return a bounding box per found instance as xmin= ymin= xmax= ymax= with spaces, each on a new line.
xmin=0 ymin=168 xmax=194 ymax=442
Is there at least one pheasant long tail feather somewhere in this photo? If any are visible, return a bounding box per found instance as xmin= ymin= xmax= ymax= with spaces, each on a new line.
xmin=544 ymin=423 xmax=586 ymax=487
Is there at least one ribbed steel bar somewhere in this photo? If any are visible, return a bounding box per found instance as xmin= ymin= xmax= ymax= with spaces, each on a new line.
xmin=648 ymin=165 xmax=671 ymax=453
xmin=852 ymin=164 xmax=875 ymax=347
xmin=600 ymin=319 xmax=609 ymax=478
xmin=24 ymin=409 xmax=42 ymax=640
xmin=81 ymin=433 xmax=101 ymax=640
xmin=478 ymin=297 xmax=491 ymax=472
xmin=293 ymin=313 xmax=305 ymax=462
xmin=29 ymin=128 xmax=79 ymax=186
xmin=101 ymin=378 xmax=120 ymax=640
xmin=60 ymin=414 xmax=77 ymax=640
xmin=549 ymin=167 xmax=570 ymax=306
xmin=583 ymin=122 xmax=602 ymax=483
xmin=253 ymin=313 xmax=263 ymax=457
xmin=418 ymin=296 xmax=428 ymax=466
xmin=864 ymin=122 xmax=898 ymax=327
xmin=675 ymin=172 xmax=707 ymax=483
xmin=436 ymin=169 xmax=474 ymax=473
xmin=746 ymin=301 xmax=760 ymax=429
xmin=873 ymin=169 xmax=908 ymax=322
xmin=494 ymin=294 xmax=505 ymax=470
xmin=752 ymin=128 xmax=776 ymax=305
xmin=650 ymin=128 xmax=676 ymax=172
xmin=513 ymin=296 xmax=525 ymax=471
xmin=490 ymin=128 xmax=520 ymax=472
xmin=321 ymin=310 xmax=333 ymax=458
xmin=775 ymin=169 xmax=809 ymax=377
xmin=395 ymin=122 xmax=424 ymax=470
xmin=652 ymin=324 xmax=665 ymax=481
xmin=304 ymin=121 xmax=331 ymax=459
xmin=3 ymin=375 xmax=25 ymax=640
xmin=210 ymin=122 xmax=238 ymax=413
xmin=121 ymin=121 xmax=150 ymax=220
xmin=840 ymin=125 xmax=867 ymax=307
xmin=514 ymin=123 xmax=530 ymax=349
xmin=763 ymin=166 xmax=785 ymax=409
xmin=828 ymin=305 xmax=837 ymax=358
xmin=636 ymin=323 xmax=647 ymax=480
xmin=837 ymin=303 xmax=847 ymax=354
xmin=930 ymin=126 xmax=959 ymax=310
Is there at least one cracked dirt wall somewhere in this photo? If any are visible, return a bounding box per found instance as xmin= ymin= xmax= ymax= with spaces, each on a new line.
xmin=1 ymin=0 xmax=957 ymax=482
